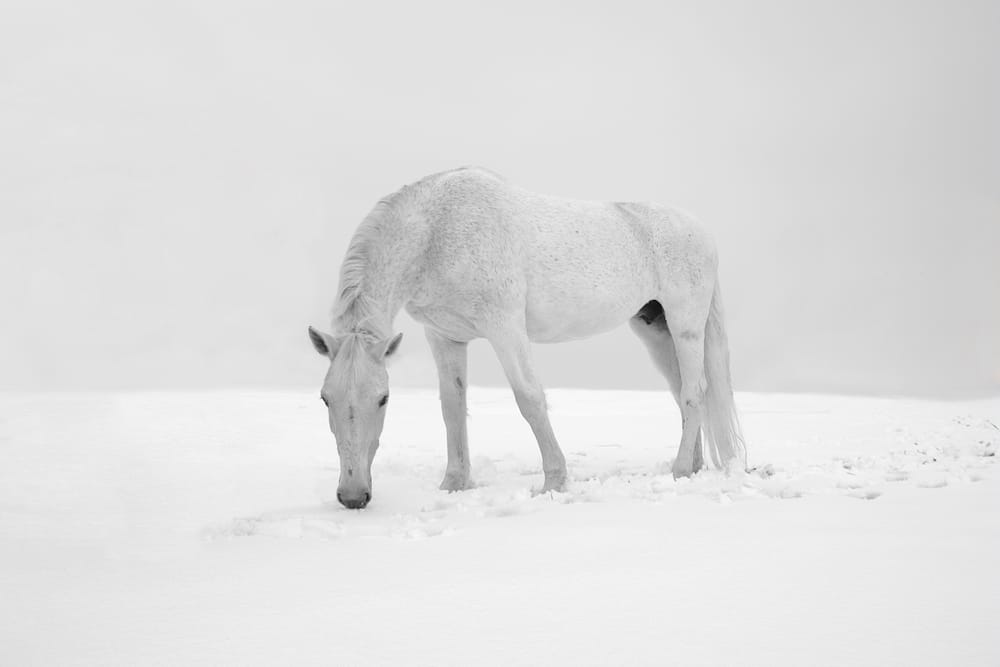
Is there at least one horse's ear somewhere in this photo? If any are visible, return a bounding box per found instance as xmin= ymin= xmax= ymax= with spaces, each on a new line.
xmin=374 ymin=332 xmax=403 ymax=360
xmin=308 ymin=326 xmax=341 ymax=358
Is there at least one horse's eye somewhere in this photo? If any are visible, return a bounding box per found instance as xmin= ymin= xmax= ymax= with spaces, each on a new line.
xmin=320 ymin=395 xmax=329 ymax=407
xmin=377 ymin=393 xmax=389 ymax=408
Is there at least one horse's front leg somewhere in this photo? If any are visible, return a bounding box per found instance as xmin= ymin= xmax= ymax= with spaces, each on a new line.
xmin=425 ymin=328 xmax=473 ymax=491
xmin=488 ymin=328 xmax=568 ymax=493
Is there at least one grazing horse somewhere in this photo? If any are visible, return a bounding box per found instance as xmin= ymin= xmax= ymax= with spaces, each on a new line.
xmin=309 ymin=167 xmax=746 ymax=509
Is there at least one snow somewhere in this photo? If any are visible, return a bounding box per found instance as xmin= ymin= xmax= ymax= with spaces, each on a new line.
xmin=2 ymin=388 xmax=998 ymax=665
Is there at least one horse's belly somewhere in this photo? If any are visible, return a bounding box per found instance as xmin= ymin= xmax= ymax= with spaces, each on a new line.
xmin=526 ymin=303 xmax=639 ymax=343
xmin=524 ymin=258 xmax=655 ymax=343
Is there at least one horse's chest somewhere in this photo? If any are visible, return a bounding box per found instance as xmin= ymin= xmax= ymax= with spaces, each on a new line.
xmin=405 ymin=303 xmax=481 ymax=342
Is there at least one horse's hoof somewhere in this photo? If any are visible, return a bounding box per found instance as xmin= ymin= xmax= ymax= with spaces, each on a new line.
xmin=439 ymin=473 xmax=472 ymax=492
xmin=672 ymin=463 xmax=694 ymax=480
xmin=540 ymin=472 xmax=567 ymax=494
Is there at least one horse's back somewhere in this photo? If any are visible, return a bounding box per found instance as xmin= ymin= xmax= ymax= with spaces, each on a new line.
xmin=408 ymin=168 xmax=717 ymax=341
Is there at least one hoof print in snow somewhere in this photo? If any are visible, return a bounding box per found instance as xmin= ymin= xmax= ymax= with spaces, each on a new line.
xmin=751 ymin=464 xmax=776 ymax=478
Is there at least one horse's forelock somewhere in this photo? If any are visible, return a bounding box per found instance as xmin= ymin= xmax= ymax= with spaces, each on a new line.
xmin=329 ymin=331 xmax=387 ymax=392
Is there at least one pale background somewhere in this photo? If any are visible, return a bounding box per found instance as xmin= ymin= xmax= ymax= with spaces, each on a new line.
xmin=1 ymin=0 xmax=997 ymax=396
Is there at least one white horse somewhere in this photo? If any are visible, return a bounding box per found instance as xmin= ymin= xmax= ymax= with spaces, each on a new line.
xmin=309 ymin=167 xmax=746 ymax=509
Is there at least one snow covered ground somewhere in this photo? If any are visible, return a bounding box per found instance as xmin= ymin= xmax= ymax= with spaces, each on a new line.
xmin=1 ymin=388 xmax=998 ymax=666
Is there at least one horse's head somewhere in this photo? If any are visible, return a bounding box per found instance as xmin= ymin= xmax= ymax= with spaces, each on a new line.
xmin=308 ymin=326 xmax=402 ymax=509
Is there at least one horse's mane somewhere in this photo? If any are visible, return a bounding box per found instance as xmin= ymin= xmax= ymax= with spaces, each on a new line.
xmin=330 ymin=183 xmax=418 ymax=340
xmin=331 ymin=206 xmax=391 ymax=340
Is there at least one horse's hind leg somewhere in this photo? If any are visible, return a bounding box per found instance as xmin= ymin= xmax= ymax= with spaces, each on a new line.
xmin=629 ymin=303 xmax=704 ymax=473
xmin=659 ymin=290 xmax=714 ymax=479
xmin=425 ymin=328 xmax=473 ymax=491
xmin=488 ymin=328 xmax=568 ymax=493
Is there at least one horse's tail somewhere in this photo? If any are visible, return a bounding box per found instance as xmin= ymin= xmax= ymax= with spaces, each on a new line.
xmin=701 ymin=280 xmax=748 ymax=471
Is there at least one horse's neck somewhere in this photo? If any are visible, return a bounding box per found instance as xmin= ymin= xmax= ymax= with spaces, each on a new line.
xmin=333 ymin=267 xmax=401 ymax=337
xmin=333 ymin=197 xmax=425 ymax=337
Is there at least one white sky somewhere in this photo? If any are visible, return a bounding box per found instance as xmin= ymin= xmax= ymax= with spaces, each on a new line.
xmin=1 ymin=0 xmax=997 ymax=395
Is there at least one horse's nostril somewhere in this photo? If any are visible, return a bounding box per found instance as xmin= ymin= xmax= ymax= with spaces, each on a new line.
xmin=337 ymin=489 xmax=371 ymax=509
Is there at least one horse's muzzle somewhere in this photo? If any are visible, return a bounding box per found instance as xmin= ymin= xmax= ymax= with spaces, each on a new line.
xmin=337 ymin=489 xmax=371 ymax=509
